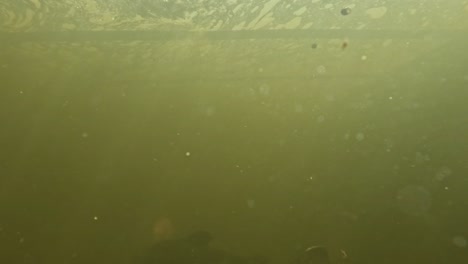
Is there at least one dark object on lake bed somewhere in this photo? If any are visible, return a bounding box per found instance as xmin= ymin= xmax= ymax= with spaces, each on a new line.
xmin=311 ymin=43 xmax=318 ymax=49
xmin=341 ymin=7 xmax=352 ymax=16
xmin=341 ymin=41 xmax=348 ymax=50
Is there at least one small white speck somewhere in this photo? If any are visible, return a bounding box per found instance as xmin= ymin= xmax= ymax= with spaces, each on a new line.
xmin=185 ymin=152 xmax=191 ymax=157
xmin=389 ymin=96 xmax=393 ymax=100
xmin=356 ymin=132 xmax=365 ymax=141
xmin=316 ymin=65 xmax=327 ymax=75
xmin=19 ymin=91 xmax=24 ymax=94
xmin=81 ymin=132 xmax=88 ymax=138
xmin=93 ymin=216 xmax=98 ymax=220
xmin=444 ymin=186 xmax=449 ymax=190
xmin=361 ymin=55 xmax=367 ymax=60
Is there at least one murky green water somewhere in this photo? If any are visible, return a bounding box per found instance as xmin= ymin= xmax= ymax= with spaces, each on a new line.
xmin=1 ymin=1 xmax=468 ymax=263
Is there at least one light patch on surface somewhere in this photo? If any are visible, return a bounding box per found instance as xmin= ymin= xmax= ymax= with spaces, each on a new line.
xmin=302 ymin=22 xmax=313 ymax=29
xmin=232 ymin=21 xmax=246 ymax=30
xmin=84 ymin=0 xmax=99 ymax=13
xmin=252 ymin=12 xmax=274 ymax=29
xmin=233 ymin=3 xmax=244 ymax=13
xmin=62 ymin=23 xmax=77 ymax=30
xmin=186 ymin=11 xmax=199 ymax=21
xmin=211 ymin=20 xmax=223 ymax=30
xmin=282 ymin=17 xmax=302 ymax=29
xmin=382 ymin=39 xmax=393 ymax=47
xmin=89 ymin=11 xmax=115 ymax=24
xmin=3 ymin=10 xmax=17 ymax=26
xmin=248 ymin=0 xmax=281 ymax=29
xmin=251 ymin=6 xmax=259 ymax=13
xmin=366 ymin=6 xmax=388 ymax=19
xmin=15 ymin=9 xmax=35 ymax=28
xmin=294 ymin=7 xmax=307 ymax=16
xmin=29 ymin=0 xmax=41 ymax=9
